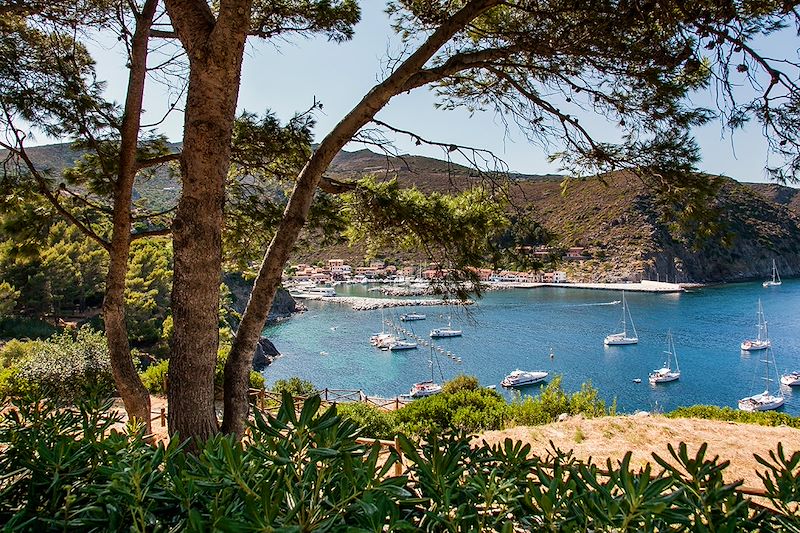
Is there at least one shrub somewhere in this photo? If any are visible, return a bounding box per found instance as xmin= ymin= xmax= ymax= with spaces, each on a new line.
xmin=394 ymin=387 xmax=509 ymax=435
xmin=668 ymin=405 xmax=800 ymax=429
xmin=271 ymin=376 xmax=317 ymax=396
xmin=139 ymin=359 xmax=169 ymax=394
xmin=441 ymin=373 xmax=480 ymax=394
xmin=337 ymin=402 xmax=397 ymax=440
xmin=507 ymin=376 xmax=611 ymax=426
xmin=8 ymin=327 xmax=115 ymax=401
xmin=0 ymin=338 xmax=42 ymax=368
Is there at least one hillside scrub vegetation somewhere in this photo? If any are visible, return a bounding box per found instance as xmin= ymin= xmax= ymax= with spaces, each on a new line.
xmin=1 ymin=392 xmax=799 ymax=530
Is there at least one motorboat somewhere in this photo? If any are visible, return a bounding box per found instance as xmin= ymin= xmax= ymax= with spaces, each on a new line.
xmin=501 ymin=369 xmax=548 ymax=387
xmin=430 ymin=316 xmax=462 ymax=338
xmin=604 ymin=291 xmax=638 ymax=345
xmin=740 ymin=299 xmax=771 ymax=351
xmin=409 ymin=380 xmax=442 ymax=398
xmin=649 ymin=331 xmax=681 ymax=384
xmin=763 ymin=259 xmax=782 ymax=287
xmin=400 ymin=312 xmax=427 ymax=321
xmin=780 ymin=372 xmax=800 ymax=386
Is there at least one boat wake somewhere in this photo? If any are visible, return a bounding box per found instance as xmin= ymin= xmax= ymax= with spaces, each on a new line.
xmin=573 ymin=300 xmax=621 ymax=307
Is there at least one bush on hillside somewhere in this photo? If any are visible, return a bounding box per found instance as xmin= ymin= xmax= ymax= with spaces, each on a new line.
xmin=271 ymin=377 xmax=316 ymax=396
xmin=7 ymin=327 xmax=115 ymax=401
xmin=507 ymin=376 xmax=612 ymax=426
xmin=336 ymin=402 xmax=397 ymax=440
xmin=441 ymin=374 xmax=480 ymax=394
xmin=0 ymin=317 xmax=58 ymax=340
xmin=0 ymin=338 xmax=42 ymax=368
xmin=139 ymin=359 xmax=169 ymax=394
xmin=393 ymin=387 xmax=509 ymax=435
xmin=668 ymin=405 xmax=800 ymax=429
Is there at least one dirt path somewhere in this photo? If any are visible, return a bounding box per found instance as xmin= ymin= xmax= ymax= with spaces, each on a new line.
xmin=480 ymin=414 xmax=800 ymax=488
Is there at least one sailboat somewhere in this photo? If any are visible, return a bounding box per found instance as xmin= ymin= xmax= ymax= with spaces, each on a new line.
xmin=738 ymin=346 xmax=784 ymax=411
xmin=408 ymin=346 xmax=443 ymax=398
xmin=604 ymin=292 xmax=638 ymax=345
xmin=649 ymin=331 xmax=680 ymax=384
xmin=740 ymin=299 xmax=771 ymax=351
xmin=430 ymin=315 xmax=462 ymax=338
xmin=763 ymin=259 xmax=782 ymax=287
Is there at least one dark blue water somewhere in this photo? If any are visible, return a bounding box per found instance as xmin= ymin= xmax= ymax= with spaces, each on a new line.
xmin=262 ymin=280 xmax=800 ymax=415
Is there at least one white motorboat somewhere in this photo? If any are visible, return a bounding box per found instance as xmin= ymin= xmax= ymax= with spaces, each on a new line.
xmin=400 ymin=312 xmax=427 ymax=321
xmin=604 ymin=292 xmax=638 ymax=345
xmin=501 ymin=369 xmax=548 ymax=387
xmin=763 ymin=259 xmax=782 ymax=287
xmin=409 ymin=380 xmax=442 ymax=398
xmin=780 ymin=372 xmax=800 ymax=386
xmin=739 ymin=346 xmax=784 ymax=412
xmin=389 ymin=340 xmax=418 ymax=351
xmin=649 ymin=331 xmax=681 ymax=384
xmin=740 ymin=299 xmax=771 ymax=351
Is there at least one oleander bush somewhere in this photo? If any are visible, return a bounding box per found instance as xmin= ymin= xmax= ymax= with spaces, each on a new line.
xmin=668 ymin=405 xmax=800 ymax=429
xmin=1 ymin=392 xmax=799 ymax=531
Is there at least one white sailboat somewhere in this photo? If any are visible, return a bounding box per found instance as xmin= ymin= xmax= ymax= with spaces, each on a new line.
xmin=739 ymin=346 xmax=784 ymax=412
xmin=604 ymin=292 xmax=638 ymax=345
xmin=649 ymin=331 xmax=680 ymax=384
xmin=408 ymin=346 xmax=443 ymax=398
xmin=763 ymin=259 xmax=782 ymax=287
xmin=740 ymin=299 xmax=771 ymax=351
xmin=430 ymin=316 xmax=462 ymax=338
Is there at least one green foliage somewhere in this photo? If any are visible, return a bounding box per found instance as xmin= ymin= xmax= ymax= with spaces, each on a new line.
xmin=6 ymin=327 xmax=115 ymax=401
xmin=0 ymin=281 xmax=19 ymax=318
xmin=441 ymin=373 xmax=480 ymax=394
xmin=0 ymin=338 xmax=41 ymax=368
xmin=1 ymin=392 xmax=799 ymax=530
xmin=124 ymin=238 xmax=172 ymax=343
xmin=668 ymin=405 xmax=800 ymax=429
xmin=271 ymin=376 xmax=317 ymax=396
xmin=394 ymin=386 xmax=509 ymax=435
xmin=508 ymin=376 xmax=612 ymax=426
xmin=139 ymin=359 xmax=169 ymax=395
xmin=0 ymin=317 xmax=58 ymax=340
xmin=336 ymin=402 xmax=398 ymax=440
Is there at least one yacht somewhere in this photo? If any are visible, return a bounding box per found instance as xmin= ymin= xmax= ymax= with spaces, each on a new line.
xmin=780 ymin=372 xmax=800 ymax=386
xmin=430 ymin=316 xmax=462 ymax=338
xmin=649 ymin=331 xmax=681 ymax=384
xmin=400 ymin=312 xmax=427 ymax=321
xmin=501 ymin=370 xmax=548 ymax=387
xmin=408 ymin=380 xmax=442 ymax=398
xmin=763 ymin=259 xmax=782 ymax=287
xmin=388 ymin=340 xmax=418 ymax=351
xmin=604 ymin=291 xmax=638 ymax=345
xmin=740 ymin=299 xmax=771 ymax=351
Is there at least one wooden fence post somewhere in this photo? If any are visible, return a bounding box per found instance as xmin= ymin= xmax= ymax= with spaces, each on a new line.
xmin=394 ymin=436 xmax=403 ymax=477
xmin=324 ymin=388 xmax=328 ymax=402
xmin=395 ymin=397 xmax=399 ymax=410
xmin=160 ymin=407 xmax=166 ymax=427
xmin=259 ymin=389 xmax=265 ymax=410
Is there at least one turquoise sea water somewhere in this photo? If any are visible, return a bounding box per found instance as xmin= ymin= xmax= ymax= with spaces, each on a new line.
xmin=262 ymin=280 xmax=800 ymax=415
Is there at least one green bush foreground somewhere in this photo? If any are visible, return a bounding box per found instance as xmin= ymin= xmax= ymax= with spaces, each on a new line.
xmin=1 ymin=392 xmax=799 ymax=531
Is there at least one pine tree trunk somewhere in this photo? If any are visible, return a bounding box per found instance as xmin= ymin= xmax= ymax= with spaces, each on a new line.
xmin=103 ymin=0 xmax=159 ymax=434
xmin=165 ymin=0 xmax=250 ymax=442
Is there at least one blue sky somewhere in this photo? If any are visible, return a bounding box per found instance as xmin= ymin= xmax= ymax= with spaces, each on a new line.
xmin=84 ymin=2 xmax=795 ymax=183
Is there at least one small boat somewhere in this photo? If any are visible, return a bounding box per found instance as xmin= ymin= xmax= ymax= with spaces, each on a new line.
xmin=739 ymin=346 xmax=784 ymax=412
xmin=408 ymin=380 xmax=442 ymax=398
xmin=763 ymin=259 xmax=782 ymax=287
xmin=501 ymin=369 xmax=548 ymax=387
xmin=780 ymin=372 xmax=800 ymax=386
xmin=388 ymin=340 xmax=418 ymax=351
xmin=400 ymin=312 xmax=427 ymax=321
xmin=740 ymin=299 xmax=771 ymax=351
xmin=604 ymin=291 xmax=638 ymax=345
xmin=649 ymin=331 xmax=681 ymax=384
xmin=633 ymin=378 xmax=642 ymax=384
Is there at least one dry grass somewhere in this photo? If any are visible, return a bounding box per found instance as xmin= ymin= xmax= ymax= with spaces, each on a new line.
xmin=479 ymin=414 xmax=800 ymax=489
